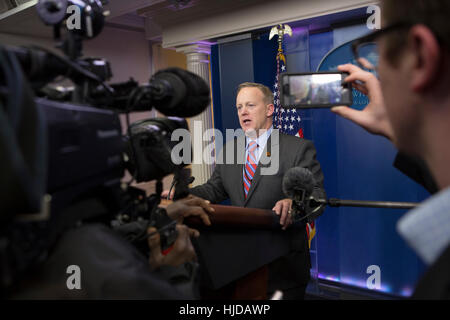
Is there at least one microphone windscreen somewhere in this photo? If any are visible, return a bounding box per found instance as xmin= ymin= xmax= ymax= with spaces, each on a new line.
xmin=282 ymin=167 xmax=314 ymax=199
xmin=150 ymin=67 xmax=210 ymax=118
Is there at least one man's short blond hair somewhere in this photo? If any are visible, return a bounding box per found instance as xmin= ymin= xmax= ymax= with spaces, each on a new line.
xmin=237 ymin=82 xmax=274 ymax=105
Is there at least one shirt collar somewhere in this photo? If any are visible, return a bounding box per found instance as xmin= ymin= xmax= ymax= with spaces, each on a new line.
xmin=246 ymin=127 xmax=273 ymax=149
xmin=397 ymin=186 xmax=450 ymax=265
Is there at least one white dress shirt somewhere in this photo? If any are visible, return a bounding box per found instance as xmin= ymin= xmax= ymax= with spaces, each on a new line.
xmin=244 ymin=127 xmax=273 ymax=164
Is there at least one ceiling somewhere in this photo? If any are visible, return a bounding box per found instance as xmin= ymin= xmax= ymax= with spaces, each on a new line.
xmin=0 ymin=0 xmax=273 ymax=39
xmin=0 ymin=0 xmax=370 ymax=42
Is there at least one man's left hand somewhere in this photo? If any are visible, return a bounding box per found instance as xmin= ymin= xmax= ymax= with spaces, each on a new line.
xmin=272 ymin=198 xmax=293 ymax=230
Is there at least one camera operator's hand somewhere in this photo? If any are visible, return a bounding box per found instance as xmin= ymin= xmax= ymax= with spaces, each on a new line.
xmin=147 ymin=224 xmax=197 ymax=270
xmin=331 ymin=59 xmax=395 ymax=141
xmin=165 ymin=194 xmax=213 ymax=226
xmin=161 ymin=189 xmax=174 ymax=200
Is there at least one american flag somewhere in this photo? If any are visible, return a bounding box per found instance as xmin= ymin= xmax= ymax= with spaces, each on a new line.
xmin=273 ymin=47 xmax=304 ymax=138
xmin=272 ymin=43 xmax=316 ymax=248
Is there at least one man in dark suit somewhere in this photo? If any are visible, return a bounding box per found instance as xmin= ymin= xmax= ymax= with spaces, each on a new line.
xmin=331 ymin=0 xmax=450 ymax=299
xmin=188 ymin=82 xmax=325 ymax=299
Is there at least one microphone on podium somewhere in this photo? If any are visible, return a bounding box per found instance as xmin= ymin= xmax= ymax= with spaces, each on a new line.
xmin=282 ymin=167 xmax=325 ymax=222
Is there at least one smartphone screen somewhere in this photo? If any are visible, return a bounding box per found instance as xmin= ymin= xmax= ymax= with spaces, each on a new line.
xmin=280 ymin=72 xmax=352 ymax=108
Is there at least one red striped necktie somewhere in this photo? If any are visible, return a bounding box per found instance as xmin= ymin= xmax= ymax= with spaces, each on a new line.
xmin=243 ymin=141 xmax=258 ymax=198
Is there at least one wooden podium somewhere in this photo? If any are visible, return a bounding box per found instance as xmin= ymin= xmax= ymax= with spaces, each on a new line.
xmin=184 ymin=204 xmax=287 ymax=300
xmin=184 ymin=204 xmax=277 ymax=229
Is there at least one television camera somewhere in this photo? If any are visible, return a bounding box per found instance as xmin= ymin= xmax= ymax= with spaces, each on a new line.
xmin=0 ymin=0 xmax=210 ymax=293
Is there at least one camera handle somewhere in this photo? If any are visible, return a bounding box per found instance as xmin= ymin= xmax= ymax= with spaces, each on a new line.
xmin=173 ymin=167 xmax=193 ymax=201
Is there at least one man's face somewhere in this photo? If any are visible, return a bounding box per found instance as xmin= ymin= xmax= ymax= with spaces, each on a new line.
xmin=236 ymin=87 xmax=274 ymax=136
xmin=377 ymin=28 xmax=422 ymax=154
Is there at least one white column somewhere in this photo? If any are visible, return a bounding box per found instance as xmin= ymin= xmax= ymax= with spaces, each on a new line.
xmin=176 ymin=43 xmax=214 ymax=186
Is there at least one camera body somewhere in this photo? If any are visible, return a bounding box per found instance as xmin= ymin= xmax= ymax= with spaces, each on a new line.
xmin=0 ymin=0 xmax=209 ymax=291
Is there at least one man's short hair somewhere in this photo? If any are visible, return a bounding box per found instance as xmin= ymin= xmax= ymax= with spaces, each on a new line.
xmin=237 ymin=82 xmax=274 ymax=105
xmin=382 ymin=0 xmax=450 ymax=64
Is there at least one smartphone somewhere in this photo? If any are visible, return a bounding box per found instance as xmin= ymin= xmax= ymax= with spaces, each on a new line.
xmin=280 ymin=72 xmax=352 ymax=108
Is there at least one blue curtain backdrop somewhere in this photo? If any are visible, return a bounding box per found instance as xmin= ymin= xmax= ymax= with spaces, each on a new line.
xmin=210 ymin=20 xmax=428 ymax=297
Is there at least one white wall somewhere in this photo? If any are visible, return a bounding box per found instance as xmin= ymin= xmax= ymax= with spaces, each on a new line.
xmin=0 ymin=32 xmax=56 ymax=50
xmin=0 ymin=25 xmax=151 ymax=83
xmin=161 ymin=0 xmax=379 ymax=48
xmin=84 ymin=26 xmax=151 ymax=84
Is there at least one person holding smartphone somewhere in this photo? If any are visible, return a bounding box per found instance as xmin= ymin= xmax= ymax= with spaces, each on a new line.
xmin=332 ymin=0 xmax=450 ymax=299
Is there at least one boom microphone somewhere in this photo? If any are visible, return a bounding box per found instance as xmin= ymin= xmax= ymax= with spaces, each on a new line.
xmin=2 ymin=47 xmax=210 ymax=118
xmin=282 ymin=167 xmax=314 ymax=200
xmin=150 ymin=67 xmax=210 ymax=118
xmin=282 ymin=167 xmax=321 ymax=222
xmin=282 ymin=167 xmax=419 ymax=222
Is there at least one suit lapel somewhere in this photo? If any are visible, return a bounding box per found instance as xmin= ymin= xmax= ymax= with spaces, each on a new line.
xmin=235 ymin=136 xmax=246 ymax=205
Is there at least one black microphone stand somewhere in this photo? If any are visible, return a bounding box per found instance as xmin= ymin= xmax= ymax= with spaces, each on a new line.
xmin=291 ymin=196 xmax=419 ymax=224
xmin=312 ymin=198 xmax=418 ymax=209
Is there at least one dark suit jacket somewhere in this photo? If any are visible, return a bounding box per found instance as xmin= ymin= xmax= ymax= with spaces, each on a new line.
xmin=190 ymin=131 xmax=325 ymax=292
xmin=393 ymin=152 xmax=437 ymax=195
xmin=412 ymin=244 xmax=450 ymax=299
